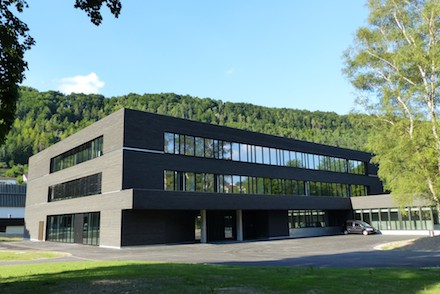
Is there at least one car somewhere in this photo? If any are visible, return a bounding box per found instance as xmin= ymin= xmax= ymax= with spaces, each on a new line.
xmin=344 ymin=220 xmax=376 ymax=235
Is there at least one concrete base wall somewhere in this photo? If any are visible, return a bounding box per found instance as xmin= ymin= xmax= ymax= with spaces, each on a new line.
xmin=379 ymin=230 xmax=440 ymax=236
xmin=289 ymin=227 xmax=342 ymax=238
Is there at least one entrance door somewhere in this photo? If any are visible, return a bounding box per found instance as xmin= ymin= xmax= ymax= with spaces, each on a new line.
xmin=38 ymin=221 xmax=44 ymax=241
xmin=206 ymin=210 xmax=236 ymax=242
xmin=224 ymin=214 xmax=234 ymax=239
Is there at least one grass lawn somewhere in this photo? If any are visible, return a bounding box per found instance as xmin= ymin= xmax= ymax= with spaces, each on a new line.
xmin=0 ymin=261 xmax=439 ymax=293
xmin=0 ymin=250 xmax=66 ymax=261
xmin=0 ymin=236 xmax=23 ymax=242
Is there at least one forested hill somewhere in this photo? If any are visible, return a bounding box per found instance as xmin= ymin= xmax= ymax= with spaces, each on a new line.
xmin=1 ymin=87 xmax=374 ymax=170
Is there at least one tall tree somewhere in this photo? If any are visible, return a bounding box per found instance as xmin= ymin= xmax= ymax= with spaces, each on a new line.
xmin=343 ymin=0 xmax=440 ymax=215
xmin=0 ymin=0 xmax=121 ymax=145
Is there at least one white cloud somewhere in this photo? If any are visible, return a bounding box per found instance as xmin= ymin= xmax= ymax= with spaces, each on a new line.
xmin=58 ymin=72 xmax=105 ymax=94
xmin=225 ymin=68 xmax=235 ymax=75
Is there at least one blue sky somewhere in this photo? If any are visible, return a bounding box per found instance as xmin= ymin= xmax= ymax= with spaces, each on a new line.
xmin=21 ymin=1 xmax=368 ymax=114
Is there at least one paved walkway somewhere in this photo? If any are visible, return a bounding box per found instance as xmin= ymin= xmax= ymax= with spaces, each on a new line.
xmin=1 ymin=235 xmax=439 ymax=268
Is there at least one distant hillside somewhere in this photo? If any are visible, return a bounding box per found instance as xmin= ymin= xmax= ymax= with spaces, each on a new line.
xmin=0 ymin=87 xmax=375 ymax=169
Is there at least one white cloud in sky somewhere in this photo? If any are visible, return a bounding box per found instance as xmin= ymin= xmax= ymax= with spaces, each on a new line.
xmin=59 ymin=72 xmax=105 ymax=94
xmin=225 ymin=68 xmax=235 ymax=75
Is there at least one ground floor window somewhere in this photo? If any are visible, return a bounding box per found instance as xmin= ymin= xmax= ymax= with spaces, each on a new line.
xmin=47 ymin=214 xmax=74 ymax=243
xmin=288 ymin=210 xmax=327 ymax=228
xmin=47 ymin=212 xmax=100 ymax=245
xmin=354 ymin=207 xmax=439 ymax=230
xmin=82 ymin=212 xmax=100 ymax=245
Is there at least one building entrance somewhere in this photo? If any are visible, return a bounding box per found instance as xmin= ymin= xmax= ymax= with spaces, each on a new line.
xmin=206 ymin=210 xmax=236 ymax=242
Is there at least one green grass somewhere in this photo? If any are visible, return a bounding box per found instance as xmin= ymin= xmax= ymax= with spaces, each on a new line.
xmin=0 ymin=261 xmax=439 ymax=293
xmin=0 ymin=236 xmax=23 ymax=242
xmin=0 ymin=250 xmax=66 ymax=261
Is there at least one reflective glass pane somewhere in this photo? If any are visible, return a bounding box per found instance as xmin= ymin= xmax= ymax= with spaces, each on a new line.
xmin=263 ymin=147 xmax=270 ymax=165
xmin=164 ymin=133 xmax=174 ymax=153
xmin=195 ymin=137 xmax=204 ymax=157
xmin=255 ymin=146 xmax=263 ymax=164
xmin=240 ymin=144 xmax=248 ymax=162
xmin=232 ymin=143 xmax=240 ymax=161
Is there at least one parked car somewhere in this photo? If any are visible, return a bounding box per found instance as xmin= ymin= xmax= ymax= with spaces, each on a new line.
xmin=344 ymin=220 xmax=376 ymax=235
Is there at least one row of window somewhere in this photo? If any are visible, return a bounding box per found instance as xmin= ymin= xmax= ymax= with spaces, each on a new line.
xmin=48 ymin=173 xmax=102 ymax=202
xmin=164 ymin=132 xmax=366 ymax=175
xmin=164 ymin=170 xmax=367 ymax=197
xmin=289 ymin=210 xmax=327 ymax=228
xmin=355 ymin=207 xmax=439 ymax=231
xmin=50 ymin=136 xmax=103 ymax=173
xmin=46 ymin=212 xmax=100 ymax=245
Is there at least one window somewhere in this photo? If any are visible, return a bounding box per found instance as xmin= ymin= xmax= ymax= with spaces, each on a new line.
xmin=195 ymin=137 xmax=205 ymax=157
xmin=163 ymin=132 xmax=370 ymax=176
xmin=255 ymin=146 xmax=263 ymax=164
xmin=205 ymin=138 xmax=214 ymax=158
xmin=289 ymin=210 xmax=327 ymax=228
xmin=240 ymin=144 xmax=248 ymax=162
xmin=270 ymin=148 xmax=277 ymax=165
xmin=222 ymin=142 xmax=232 ymax=160
xmin=231 ymin=143 xmax=240 ymax=161
xmin=263 ymin=147 xmax=270 ymax=165
xmin=184 ymin=172 xmax=195 ymax=191
xmin=164 ymin=133 xmax=174 ymax=153
xmin=47 ymin=212 xmax=100 ymax=246
xmin=48 ymin=173 xmax=102 ymax=202
xmin=50 ymin=136 xmax=103 ymax=173
xmin=164 ymin=170 xmax=175 ymax=190
xmin=47 ymin=214 xmax=74 ymax=243
xmin=185 ymin=135 xmax=195 ymax=156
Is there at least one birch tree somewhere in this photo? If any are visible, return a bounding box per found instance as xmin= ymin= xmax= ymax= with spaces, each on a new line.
xmin=344 ymin=0 xmax=440 ymax=216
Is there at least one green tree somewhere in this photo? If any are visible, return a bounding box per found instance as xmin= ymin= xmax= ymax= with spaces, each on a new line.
xmin=0 ymin=0 xmax=122 ymax=146
xmin=343 ymin=0 xmax=440 ymax=215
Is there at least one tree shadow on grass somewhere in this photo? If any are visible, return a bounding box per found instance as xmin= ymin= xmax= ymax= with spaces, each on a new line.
xmin=396 ymin=236 xmax=440 ymax=251
xmin=1 ymin=259 xmax=440 ymax=293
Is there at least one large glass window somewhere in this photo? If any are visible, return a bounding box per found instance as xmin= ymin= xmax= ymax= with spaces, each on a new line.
xmin=48 ymin=173 xmax=102 ymax=202
xmin=50 ymin=136 xmax=103 ymax=173
xmin=163 ymin=132 xmax=368 ymax=176
xmin=82 ymin=212 xmax=100 ymax=246
xmin=289 ymin=210 xmax=327 ymax=228
xmin=47 ymin=212 xmax=100 ymax=246
xmin=163 ymin=170 xmax=361 ymax=198
xmin=47 ymin=214 xmax=74 ymax=243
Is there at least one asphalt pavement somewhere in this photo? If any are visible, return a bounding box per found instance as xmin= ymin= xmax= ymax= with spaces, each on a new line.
xmin=1 ymin=234 xmax=439 ymax=268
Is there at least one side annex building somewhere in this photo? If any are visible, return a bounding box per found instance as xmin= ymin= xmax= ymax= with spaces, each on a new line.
xmin=24 ymin=108 xmax=435 ymax=248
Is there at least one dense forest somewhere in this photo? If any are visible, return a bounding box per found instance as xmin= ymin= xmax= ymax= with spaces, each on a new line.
xmin=1 ymin=87 xmax=376 ymax=181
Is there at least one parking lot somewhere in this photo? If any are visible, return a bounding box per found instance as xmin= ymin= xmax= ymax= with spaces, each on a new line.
xmin=2 ymin=234 xmax=440 ymax=268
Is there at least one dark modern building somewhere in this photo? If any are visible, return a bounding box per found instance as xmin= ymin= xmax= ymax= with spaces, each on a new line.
xmin=0 ymin=181 xmax=26 ymax=235
xmin=25 ymin=108 xmax=433 ymax=248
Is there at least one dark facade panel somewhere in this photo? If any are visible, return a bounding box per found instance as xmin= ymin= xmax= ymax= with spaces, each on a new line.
xmin=0 ymin=218 xmax=24 ymax=226
xmin=123 ymin=151 xmax=381 ymax=193
xmin=121 ymin=210 xmax=197 ymax=246
xmin=267 ymin=210 xmax=289 ymax=238
xmin=0 ymin=194 xmax=26 ymax=207
xmin=123 ymin=109 xmax=373 ymax=162
xmin=0 ymin=185 xmax=26 ymax=207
